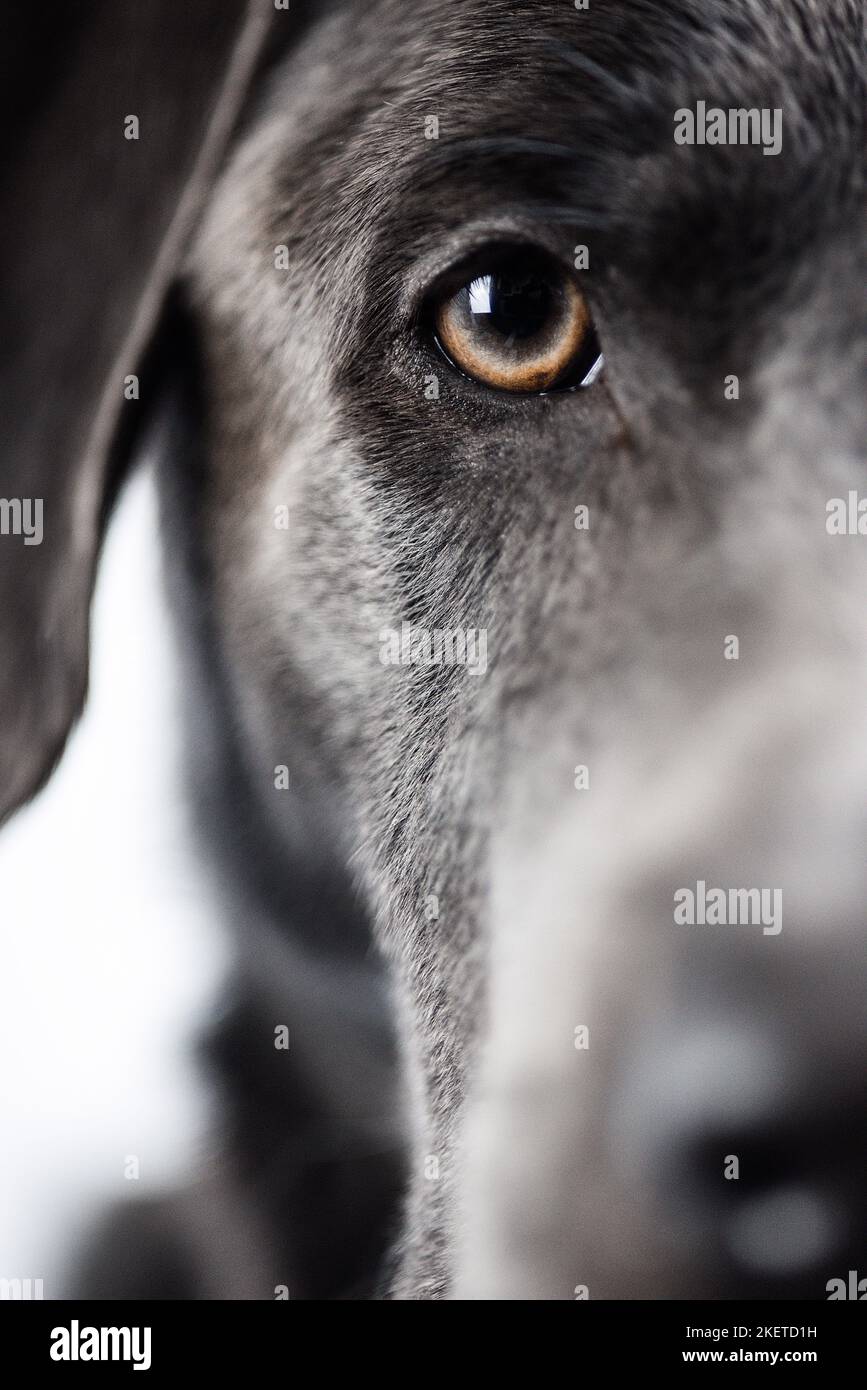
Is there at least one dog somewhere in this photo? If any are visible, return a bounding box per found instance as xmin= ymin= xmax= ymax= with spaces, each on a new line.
xmin=2 ymin=0 xmax=865 ymax=1299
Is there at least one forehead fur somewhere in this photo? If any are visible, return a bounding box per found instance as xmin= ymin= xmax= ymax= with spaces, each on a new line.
xmin=207 ymin=0 xmax=864 ymax=394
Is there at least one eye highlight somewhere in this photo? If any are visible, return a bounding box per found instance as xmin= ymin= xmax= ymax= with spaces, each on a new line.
xmin=430 ymin=247 xmax=602 ymax=394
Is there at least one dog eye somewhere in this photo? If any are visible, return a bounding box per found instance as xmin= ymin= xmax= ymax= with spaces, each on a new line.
xmin=430 ymin=248 xmax=602 ymax=393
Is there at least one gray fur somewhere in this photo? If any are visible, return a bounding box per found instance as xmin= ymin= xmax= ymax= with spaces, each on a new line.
xmin=4 ymin=0 xmax=866 ymax=1298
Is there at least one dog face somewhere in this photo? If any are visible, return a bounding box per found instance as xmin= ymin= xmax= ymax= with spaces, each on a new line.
xmin=3 ymin=0 xmax=865 ymax=1299
xmin=181 ymin=0 xmax=866 ymax=1297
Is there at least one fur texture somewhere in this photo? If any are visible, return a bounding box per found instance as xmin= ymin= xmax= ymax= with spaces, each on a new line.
xmin=5 ymin=0 xmax=866 ymax=1299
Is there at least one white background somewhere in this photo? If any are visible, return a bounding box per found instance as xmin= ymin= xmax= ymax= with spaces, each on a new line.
xmin=0 ymin=467 xmax=226 ymax=1294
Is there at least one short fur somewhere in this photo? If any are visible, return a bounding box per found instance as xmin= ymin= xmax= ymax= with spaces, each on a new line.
xmin=3 ymin=0 xmax=866 ymax=1298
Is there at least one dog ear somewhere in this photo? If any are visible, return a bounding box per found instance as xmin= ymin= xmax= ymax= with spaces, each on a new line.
xmin=0 ymin=1 xmax=274 ymax=824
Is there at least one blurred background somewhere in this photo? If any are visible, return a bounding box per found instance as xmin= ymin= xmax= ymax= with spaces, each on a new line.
xmin=0 ymin=464 xmax=225 ymax=1296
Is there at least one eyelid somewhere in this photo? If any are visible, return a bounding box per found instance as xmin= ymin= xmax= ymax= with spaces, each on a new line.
xmin=398 ymin=219 xmax=585 ymax=327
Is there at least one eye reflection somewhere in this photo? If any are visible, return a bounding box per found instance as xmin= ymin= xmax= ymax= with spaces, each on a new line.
xmin=467 ymin=277 xmax=493 ymax=317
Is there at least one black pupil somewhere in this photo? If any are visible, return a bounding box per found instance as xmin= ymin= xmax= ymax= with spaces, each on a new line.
xmin=466 ymin=271 xmax=554 ymax=343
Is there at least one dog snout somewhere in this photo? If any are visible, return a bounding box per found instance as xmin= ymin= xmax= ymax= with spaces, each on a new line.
xmin=610 ymin=684 xmax=867 ymax=1296
xmin=619 ymin=1011 xmax=867 ymax=1297
xmin=458 ymin=583 xmax=867 ymax=1298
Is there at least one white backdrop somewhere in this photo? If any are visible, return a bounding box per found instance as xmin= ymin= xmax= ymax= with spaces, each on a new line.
xmin=0 ymin=466 xmax=227 ymax=1294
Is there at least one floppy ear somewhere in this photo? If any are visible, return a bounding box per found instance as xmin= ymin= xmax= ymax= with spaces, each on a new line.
xmin=0 ymin=0 xmax=274 ymax=825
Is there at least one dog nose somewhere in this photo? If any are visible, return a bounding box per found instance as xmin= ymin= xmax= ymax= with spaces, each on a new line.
xmin=620 ymin=1022 xmax=867 ymax=1296
xmin=678 ymin=1118 xmax=866 ymax=1297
